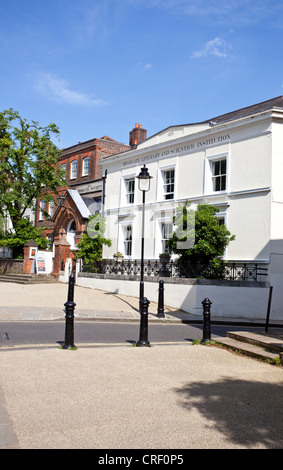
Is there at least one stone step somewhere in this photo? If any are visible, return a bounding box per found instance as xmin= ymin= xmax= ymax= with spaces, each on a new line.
xmin=227 ymin=331 xmax=283 ymax=353
xmin=0 ymin=274 xmax=57 ymax=284
xmin=213 ymin=336 xmax=280 ymax=362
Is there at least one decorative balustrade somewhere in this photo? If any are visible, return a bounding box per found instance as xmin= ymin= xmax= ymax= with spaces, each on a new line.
xmin=81 ymin=258 xmax=268 ymax=282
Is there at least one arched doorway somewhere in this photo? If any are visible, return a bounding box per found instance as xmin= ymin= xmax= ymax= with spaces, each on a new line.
xmin=66 ymin=219 xmax=76 ymax=249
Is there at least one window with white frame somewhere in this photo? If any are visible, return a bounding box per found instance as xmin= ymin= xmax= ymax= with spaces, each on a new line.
xmin=61 ymin=163 xmax=66 ymax=173
xmin=211 ymin=158 xmax=227 ymax=192
xmin=217 ymin=216 xmax=225 ymax=226
xmin=125 ymin=178 xmax=135 ymax=204
xmin=70 ymin=160 xmax=77 ymax=179
xmin=39 ymin=200 xmax=45 ymax=221
xmin=162 ymin=169 xmax=175 ymax=199
xmin=123 ymin=225 xmax=132 ymax=256
xmin=161 ymin=222 xmax=173 ymax=253
xmin=49 ymin=201 xmax=55 ymax=218
xmin=82 ymin=157 xmax=89 ymax=176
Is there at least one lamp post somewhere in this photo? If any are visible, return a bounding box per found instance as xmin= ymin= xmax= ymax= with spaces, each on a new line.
xmin=136 ymin=165 xmax=152 ymax=303
xmin=58 ymin=192 xmax=67 ymax=208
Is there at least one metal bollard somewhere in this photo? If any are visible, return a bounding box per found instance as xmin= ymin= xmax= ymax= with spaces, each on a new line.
xmin=157 ymin=280 xmax=165 ymax=318
xmin=201 ymin=298 xmax=212 ymax=343
xmin=136 ymin=297 xmax=151 ymax=347
xmin=62 ymin=273 xmax=77 ymax=349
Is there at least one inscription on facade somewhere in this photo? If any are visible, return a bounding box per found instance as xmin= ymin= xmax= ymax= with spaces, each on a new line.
xmin=122 ymin=134 xmax=230 ymax=167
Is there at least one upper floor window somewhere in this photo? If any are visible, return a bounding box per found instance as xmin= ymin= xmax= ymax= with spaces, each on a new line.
xmin=163 ymin=169 xmax=175 ymax=200
xmin=49 ymin=201 xmax=55 ymax=218
xmin=70 ymin=160 xmax=77 ymax=179
xmin=212 ymin=159 xmax=226 ymax=192
xmin=125 ymin=178 xmax=135 ymax=204
xmin=82 ymin=157 xmax=89 ymax=176
xmin=39 ymin=200 xmax=45 ymax=221
xmin=61 ymin=163 xmax=66 ymax=173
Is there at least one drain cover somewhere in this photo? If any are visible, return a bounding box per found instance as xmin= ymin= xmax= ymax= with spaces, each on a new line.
xmin=0 ymin=332 xmax=9 ymax=341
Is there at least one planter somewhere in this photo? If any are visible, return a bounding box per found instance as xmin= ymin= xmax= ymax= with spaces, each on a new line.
xmin=159 ymin=253 xmax=171 ymax=277
xmin=113 ymin=253 xmax=124 ymax=263
xmin=159 ymin=253 xmax=171 ymax=263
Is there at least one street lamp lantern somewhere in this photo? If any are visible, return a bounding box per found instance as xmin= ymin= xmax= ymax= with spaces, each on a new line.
xmin=59 ymin=192 xmax=67 ymax=207
xmin=136 ymin=165 xmax=152 ymax=304
xmin=136 ymin=164 xmax=152 ymax=192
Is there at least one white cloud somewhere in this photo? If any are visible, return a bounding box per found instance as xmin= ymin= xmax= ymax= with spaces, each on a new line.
xmin=191 ymin=37 xmax=232 ymax=58
xmin=137 ymin=62 xmax=153 ymax=70
xmin=34 ymin=73 xmax=108 ymax=107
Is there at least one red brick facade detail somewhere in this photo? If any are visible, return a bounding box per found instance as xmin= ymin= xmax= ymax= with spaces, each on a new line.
xmin=58 ymin=136 xmax=130 ymax=188
xmin=35 ymin=125 xmax=147 ymax=253
xmin=52 ymin=238 xmax=71 ymax=278
xmin=23 ymin=239 xmax=38 ymax=274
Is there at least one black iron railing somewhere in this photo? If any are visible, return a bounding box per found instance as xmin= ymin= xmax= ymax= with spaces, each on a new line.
xmin=81 ymin=258 xmax=268 ymax=282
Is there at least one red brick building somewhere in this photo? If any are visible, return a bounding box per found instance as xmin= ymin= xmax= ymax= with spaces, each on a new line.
xmin=35 ymin=124 xmax=147 ymax=273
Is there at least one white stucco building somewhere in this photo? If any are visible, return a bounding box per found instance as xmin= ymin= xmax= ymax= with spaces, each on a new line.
xmin=97 ymin=97 xmax=283 ymax=319
xmin=102 ymin=96 xmax=282 ymax=262
xmin=74 ymin=96 xmax=283 ymax=321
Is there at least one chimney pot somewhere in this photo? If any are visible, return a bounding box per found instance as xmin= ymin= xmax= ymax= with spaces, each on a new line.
xmin=129 ymin=123 xmax=147 ymax=148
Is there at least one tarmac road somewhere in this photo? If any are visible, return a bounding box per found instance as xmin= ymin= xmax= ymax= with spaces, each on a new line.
xmin=1 ymin=281 xmax=283 ymax=451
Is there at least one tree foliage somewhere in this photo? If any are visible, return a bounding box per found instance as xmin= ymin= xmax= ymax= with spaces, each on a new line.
xmin=168 ymin=202 xmax=235 ymax=278
xmin=0 ymin=108 xmax=66 ymax=228
xmin=0 ymin=218 xmax=48 ymax=258
xmin=75 ymin=215 xmax=112 ymax=272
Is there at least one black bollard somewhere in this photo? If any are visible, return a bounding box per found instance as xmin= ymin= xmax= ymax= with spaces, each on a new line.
xmin=157 ymin=280 xmax=165 ymax=318
xmin=136 ymin=297 xmax=151 ymax=347
xmin=62 ymin=273 xmax=77 ymax=349
xmin=201 ymin=298 xmax=212 ymax=343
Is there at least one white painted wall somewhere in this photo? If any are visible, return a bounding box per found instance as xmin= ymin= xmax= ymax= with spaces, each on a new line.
xmin=76 ymin=275 xmax=271 ymax=321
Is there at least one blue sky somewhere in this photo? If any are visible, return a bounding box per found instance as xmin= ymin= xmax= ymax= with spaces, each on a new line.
xmin=1 ymin=0 xmax=283 ymax=149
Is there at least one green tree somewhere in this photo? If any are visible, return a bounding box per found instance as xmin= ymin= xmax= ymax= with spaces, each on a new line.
xmin=75 ymin=215 xmax=112 ymax=272
xmin=168 ymin=202 xmax=235 ymax=278
xmin=0 ymin=218 xmax=48 ymax=258
xmin=0 ymin=108 xmax=66 ymax=229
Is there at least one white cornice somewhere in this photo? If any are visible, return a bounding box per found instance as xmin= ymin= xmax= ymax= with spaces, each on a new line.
xmin=101 ymin=109 xmax=281 ymax=168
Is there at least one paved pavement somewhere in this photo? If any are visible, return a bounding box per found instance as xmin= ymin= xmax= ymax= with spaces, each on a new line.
xmin=0 ymin=281 xmax=283 ymax=450
xmin=0 ymin=280 xmax=200 ymax=323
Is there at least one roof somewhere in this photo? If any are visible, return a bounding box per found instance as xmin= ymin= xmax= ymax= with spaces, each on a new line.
xmin=209 ymin=96 xmax=283 ymax=125
xmin=67 ymin=190 xmax=91 ymax=219
xmin=101 ymin=96 xmax=283 ymax=163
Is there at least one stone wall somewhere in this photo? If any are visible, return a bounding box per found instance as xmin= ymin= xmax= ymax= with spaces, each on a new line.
xmin=0 ymin=258 xmax=23 ymax=274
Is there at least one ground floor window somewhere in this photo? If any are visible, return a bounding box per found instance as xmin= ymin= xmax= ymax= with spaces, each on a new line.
xmin=123 ymin=224 xmax=132 ymax=256
xmin=161 ymin=222 xmax=173 ymax=253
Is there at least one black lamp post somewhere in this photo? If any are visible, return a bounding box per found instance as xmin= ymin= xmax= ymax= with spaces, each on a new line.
xmin=136 ymin=165 xmax=152 ymax=303
xmin=58 ymin=192 xmax=67 ymax=208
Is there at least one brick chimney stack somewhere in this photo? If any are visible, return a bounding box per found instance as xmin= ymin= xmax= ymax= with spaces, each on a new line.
xmin=129 ymin=123 xmax=147 ymax=148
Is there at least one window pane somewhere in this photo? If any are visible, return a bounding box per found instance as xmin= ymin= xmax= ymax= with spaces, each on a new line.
xmin=161 ymin=222 xmax=172 ymax=252
xmin=124 ymin=225 xmax=132 ymax=256
xmin=212 ymin=159 xmax=226 ymax=191
xmin=163 ymin=169 xmax=175 ymax=199
xmin=126 ymin=179 xmax=135 ymax=204
xmin=71 ymin=160 xmax=77 ymax=179
xmin=83 ymin=157 xmax=89 ymax=176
